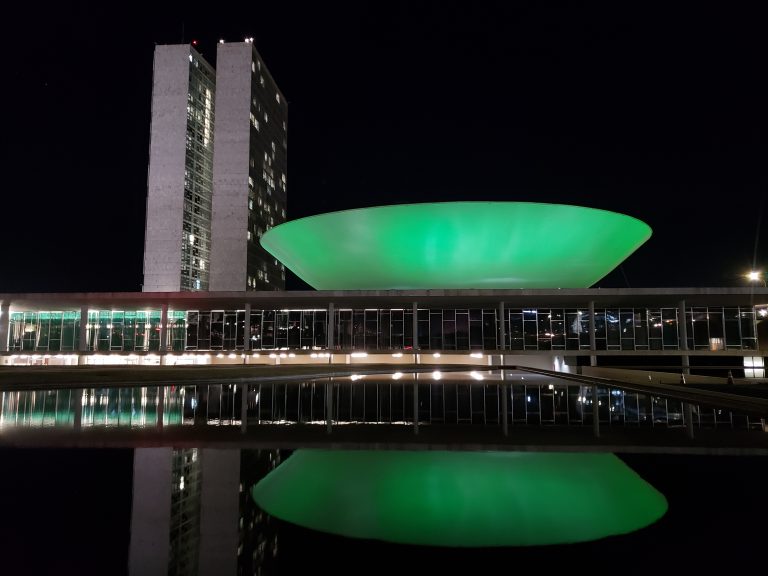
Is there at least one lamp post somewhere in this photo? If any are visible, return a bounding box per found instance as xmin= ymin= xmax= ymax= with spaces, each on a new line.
xmin=746 ymin=271 xmax=766 ymax=287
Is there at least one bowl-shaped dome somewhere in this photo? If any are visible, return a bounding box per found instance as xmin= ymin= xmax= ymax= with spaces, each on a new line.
xmin=260 ymin=202 xmax=652 ymax=290
xmin=252 ymin=450 xmax=668 ymax=547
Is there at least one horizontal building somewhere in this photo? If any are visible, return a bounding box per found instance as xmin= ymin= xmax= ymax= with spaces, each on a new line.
xmin=1 ymin=288 xmax=766 ymax=375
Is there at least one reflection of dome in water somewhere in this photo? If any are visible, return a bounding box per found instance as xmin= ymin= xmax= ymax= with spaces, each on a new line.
xmin=260 ymin=202 xmax=652 ymax=290
xmin=251 ymin=450 xmax=667 ymax=547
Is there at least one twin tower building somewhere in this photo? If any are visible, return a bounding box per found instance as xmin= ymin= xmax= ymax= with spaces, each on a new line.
xmin=142 ymin=41 xmax=287 ymax=293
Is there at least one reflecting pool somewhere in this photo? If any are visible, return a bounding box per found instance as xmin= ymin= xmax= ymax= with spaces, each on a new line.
xmin=252 ymin=450 xmax=668 ymax=546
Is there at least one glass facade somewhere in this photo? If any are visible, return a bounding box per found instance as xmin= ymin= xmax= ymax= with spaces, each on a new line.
xmin=5 ymin=306 xmax=759 ymax=352
xmin=246 ymin=50 xmax=287 ymax=291
xmin=1 ymin=381 xmax=763 ymax=432
xmin=181 ymin=51 xmax=216 ymax=291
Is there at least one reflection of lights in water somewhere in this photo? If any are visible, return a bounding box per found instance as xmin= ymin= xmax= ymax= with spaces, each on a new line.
xmin=391 ymin=372 xmax=403 ymax=380
xmin=252 ymin=450 xmax=667 ymax=547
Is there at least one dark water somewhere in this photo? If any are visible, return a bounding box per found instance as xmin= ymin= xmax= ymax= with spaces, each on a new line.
xmin=0 ymin=449 xmax=765 ymax=575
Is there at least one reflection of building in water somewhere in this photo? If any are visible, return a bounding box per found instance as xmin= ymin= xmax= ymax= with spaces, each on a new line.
xmin=169 ymin=449 xmax=202 ymax=576
xmin=238 ymin=450 xmax=283 ymax=575
xmin=129 ymin=448 xmax=240 ymax=576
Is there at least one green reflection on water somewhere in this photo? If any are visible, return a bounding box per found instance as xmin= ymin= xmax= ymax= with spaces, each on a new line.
xmin=252 ymin=450 xmax=667 ymax=547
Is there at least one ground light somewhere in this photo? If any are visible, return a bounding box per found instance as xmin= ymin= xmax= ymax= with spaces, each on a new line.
xmin=251 ymin=449 xmax=667 ymax=547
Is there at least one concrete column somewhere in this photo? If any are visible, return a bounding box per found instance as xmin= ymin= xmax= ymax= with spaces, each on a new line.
xmin=588 ymin=301 xmax=597 ymax=367
xmin=159 ymin=304 xmax=169 ymax=353
xmin=157 ymin=385 xmax=165 ymax=429
xmin=72 ymin=389 xmax=83 ymax=431
xmin=684 ymin=402 xmax=694 ymax=439
xmin=592 ymin=383 xmax=600 ymax=437
xmin=413 ymin=373 xmax=419 ymax=435
xmin=128 ymin=448 xmax=173 ymax=576
xmin=243 ymin=303 xmax=251 ymax=352
xmin=78 ymin=305 xmax=89 ymax=353
xmin=325 ymin=378 xmax=333 ymax=433
xmin=501 ymin=358 xmax=508 ymax=437
xmin=498 ymin=302 xmax=506 ymax=351
xmin=327 ymin=302 xmax=335 ymax=351
xmin=412 ymin=302 xmax=419 ymax=350
xmin=240 ymin=383 xmax=248 ymax=433
xmin=198 ymin=450 xmax=241 ymax=576
xmin=0 ymin=302 xmax=10 ymax=352
xmin=678 ymin=299 xmax=690 ymax=375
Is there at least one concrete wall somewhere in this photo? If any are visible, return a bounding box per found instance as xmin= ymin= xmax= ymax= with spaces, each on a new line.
xmin=143 ymin=45 xmax=190 ymax=292
xmin=128 ymin=448 xmax=173 ymax=576
xmin=0 ymin=302 xmax=9 ymax=352
xmin=210 ymin=44 xmax=252 ymax=291
xmin=198 ymin=449 xmax=241 ymax=576
xmin=582 ymin=366 xmax=729 ymax=385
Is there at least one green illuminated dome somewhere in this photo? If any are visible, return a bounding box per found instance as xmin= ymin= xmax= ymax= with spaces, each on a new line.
xmin=251 ymin=450 xmax=667 ymax=547
xmin=260 ymin=202 xmax=651 ymax=289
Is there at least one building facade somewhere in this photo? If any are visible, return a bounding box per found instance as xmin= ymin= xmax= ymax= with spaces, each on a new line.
xmin=1 ymin=289 xmax=765 ymax=376
xmin=143 ymin=42 xmax=286 ymax=293
xmin=210 ymin=42 xmax=288 ymax=291
xmin=143 ymin=45 xmax=216 ymax=292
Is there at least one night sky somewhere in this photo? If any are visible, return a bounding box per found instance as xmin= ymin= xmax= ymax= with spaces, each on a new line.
xmin=5 ymin=2 xmax=766 ymax=293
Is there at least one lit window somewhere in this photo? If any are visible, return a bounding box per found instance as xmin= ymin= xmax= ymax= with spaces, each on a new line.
xmin=260 ymin=75 xmax=265 ymax=86
xmin=247 ymin=231 xmax=252 ymax=240
xmin=252 ymin=62 xmax=255 ymax=73
xmin=276 ymin=93 xmax=280 ymax=104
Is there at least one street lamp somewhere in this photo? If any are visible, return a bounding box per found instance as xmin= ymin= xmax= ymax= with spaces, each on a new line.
xmin=746 ymin=270 xmax=767 ymax=287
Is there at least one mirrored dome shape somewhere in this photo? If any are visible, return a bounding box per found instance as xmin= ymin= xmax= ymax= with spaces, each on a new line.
xmin=251 ymin=450 xmax=668 ymax=547
xmin=260 ymin=202 xmax=652 ymax=290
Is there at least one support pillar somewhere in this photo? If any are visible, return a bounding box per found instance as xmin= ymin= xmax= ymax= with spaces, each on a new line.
xmin=0 ymin=302 xmax=9 ymax=352
xmin=684 ymin=402 xmax=694 ymax=439
xmin=78 ymin=305 xmax=89 ymax=353
xmin=498 ymin=302 xmax=506 ymax=351
xmin=592 ymin=383 xmax=600 ymax=437
xmin=159 ymin=304 xmax=168 ymax=353
xmin=73 ymin=389 xmax=83 ymax=431
xmin=588 ymin=301 xmax=597 ymax=367
xmin=243 ymin=303 xmax=251 ymax=352
xmin=678 ymin=299 xmax=690 ymax=376
xmin=325 ymin=378 xmax=333 ymax=434
xmin=412 ymin=302 xmax=419 ymax=350
xmin=327 ymin=302 xmax=335 ymax=352
xmin=157 ymin=385 xmax=165 ymax=429
xmin=413 ymin=373 xmax=419 ymax=435
xmin=240 ymin=383 xmax=248 ymax=433
xmin=501 ymin=357 xmax=508 ymax=437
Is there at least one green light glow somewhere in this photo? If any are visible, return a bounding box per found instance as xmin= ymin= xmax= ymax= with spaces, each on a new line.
xmin=251 ymin=450 xmax=667 ymax=547
xmin=260 ymin=202 xmax=652 ymax=289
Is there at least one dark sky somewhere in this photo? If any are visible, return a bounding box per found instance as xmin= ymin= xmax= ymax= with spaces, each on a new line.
xmin=5 ymin=1 xmax=766 ymax=292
